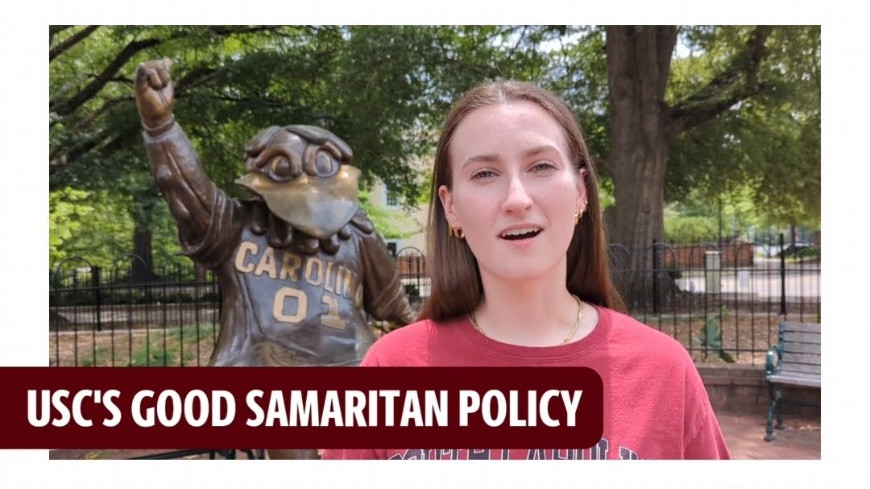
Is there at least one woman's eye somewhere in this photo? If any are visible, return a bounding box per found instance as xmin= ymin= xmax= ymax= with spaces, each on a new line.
xmin=470 ymin=169 xmax=497 ymax=181
xmin=531 ymin=161 xmax=557 ymax=173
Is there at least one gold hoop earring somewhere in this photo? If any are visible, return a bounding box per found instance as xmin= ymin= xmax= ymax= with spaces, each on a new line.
xmin=574 ymin=200 xmax=588 ymax=225
xmin=449 ymin=225 xmax=464 ymax=239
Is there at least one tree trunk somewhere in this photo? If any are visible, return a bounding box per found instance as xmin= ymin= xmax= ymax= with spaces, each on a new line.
xmin=131 ymin=225 xmax=154 ymax=283
xmin=129 ymin=189 xmax=158 ymax=283
xmin=600 ymin=26 xmax=773 ymax=308
xmin=195 ymin=262 xmax=208 ymax=282
xmin=604 ymin=26 xmax=678 ymax=307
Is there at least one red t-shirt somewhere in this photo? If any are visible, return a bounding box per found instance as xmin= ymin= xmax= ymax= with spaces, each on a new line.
xmin=323 ymin=305 xmax=730 ymax=460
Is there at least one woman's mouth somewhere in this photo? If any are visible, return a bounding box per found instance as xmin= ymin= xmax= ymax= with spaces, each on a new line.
xmin=500 ymin=227 xmax=542 ymax=240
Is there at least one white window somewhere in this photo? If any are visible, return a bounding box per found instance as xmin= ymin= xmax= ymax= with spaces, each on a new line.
xmin=386 ymin=190 xmax=399 ymax=208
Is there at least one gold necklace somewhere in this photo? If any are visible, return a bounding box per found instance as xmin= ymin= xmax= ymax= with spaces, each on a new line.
xmin=468 ymin=294 xmax=585 ymax=346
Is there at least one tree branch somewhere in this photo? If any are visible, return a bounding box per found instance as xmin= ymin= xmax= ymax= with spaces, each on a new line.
xmin=49 ymin=25 xmax=73 ymax=43
xmin=49 ymin=26 xmax=285 ymax=120
xmin=51 ymin=65 xmax=221 ymax=161
xmin=69 ymin=97 xmax=126 ymax=132
xmin=50 ymin=37 xmax=161 ymax=118
xmin=49 ymin=25 xmax=100 ymax=62
xmin=173 ymin=66 xmax=220 ymax=97
xmin=665 ymin=26 xmax=773 ymax=140
xmin=49 ymin=134 xmax=102 ymax=174
xmin=50 ymin=131 xmax=131 ymax=181
xmin=207 ymin=25 xmax=284 ymax=36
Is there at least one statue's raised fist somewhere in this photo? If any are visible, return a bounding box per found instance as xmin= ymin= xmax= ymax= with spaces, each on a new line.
xmin=134 ymin=59 xmax=175 ymax=130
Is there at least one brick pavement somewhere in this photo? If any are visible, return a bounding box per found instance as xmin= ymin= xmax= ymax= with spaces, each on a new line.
xmin=716 ymin=411 xmax=820 ymax=459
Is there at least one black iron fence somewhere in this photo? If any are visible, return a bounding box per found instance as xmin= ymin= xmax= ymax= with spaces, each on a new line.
xmin=50 ymin=256 xmax=221 ymax=367
xmin=607 ymin=236 xmax=819 ymax=365
xmin=50 ymin=235 xmax=819 ymax=367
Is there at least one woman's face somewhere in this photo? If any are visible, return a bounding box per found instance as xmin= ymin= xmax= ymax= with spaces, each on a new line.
xmin=439 ymin=100 xmax=585 ymax=284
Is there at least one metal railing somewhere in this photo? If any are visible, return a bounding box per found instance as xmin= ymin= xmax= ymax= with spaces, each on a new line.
xmin=50 ymin=235 xmax=819 ymax=367
xmin=608 ymin=236 xmax=819 ymax=364
xmin=50 ymin=257 xmax=220 ymax=367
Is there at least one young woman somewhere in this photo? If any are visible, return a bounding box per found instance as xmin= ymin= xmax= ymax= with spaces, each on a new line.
xmin=323 ymin=81 xmax=730 ymax=460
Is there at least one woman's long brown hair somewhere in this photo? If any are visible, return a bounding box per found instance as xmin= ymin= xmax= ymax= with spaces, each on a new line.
xmin=420 ymin=80 xmax=625 ymax=321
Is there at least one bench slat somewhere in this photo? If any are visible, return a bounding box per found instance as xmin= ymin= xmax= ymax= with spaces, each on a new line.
xmin=767 ymin=321 xmax=821 ymax=386
xmin=781 ymin=341 xmax=821 ymax=355
xmin=779 ymin=352 xmax=821 ymax=366
xmin=780 ymin=332 xmax=821 ymax=344
xmin=781 ymin=322 xmax=822 ymax=334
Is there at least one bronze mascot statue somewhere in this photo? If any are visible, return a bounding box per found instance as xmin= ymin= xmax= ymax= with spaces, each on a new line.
xmin=134 ymin=59 xmax=416 ymax=459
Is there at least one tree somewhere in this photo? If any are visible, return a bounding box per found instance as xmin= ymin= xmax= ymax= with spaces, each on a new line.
xmin=51 ymin=26 xmax=292 ymax=279
xmin=50 ymin=25 xmax=820 ymax=300
xmin=550 ymin=26 xmax=818 ymax=304
xmin=666 ymin=27 xmax=821 ymax=230
xmin=621 ymin=26 xmax=818 ymax=302
xmin=604 ymin=26 xmax=772 ymax=257
xmin=49 ymin=26 xmax=547 ymax=277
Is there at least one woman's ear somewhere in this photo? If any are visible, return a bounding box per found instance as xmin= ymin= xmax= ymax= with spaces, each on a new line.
xmin=438 ymin=184 xmax=457 ymax=225
xmin=575 ymin=168 xmax=588 ymax=214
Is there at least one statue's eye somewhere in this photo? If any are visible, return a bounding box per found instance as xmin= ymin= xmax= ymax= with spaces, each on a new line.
xmin=316 ymin=152 xmax=338 ymax=177
xmin=271 ymin=156 xmax=291 ymax=176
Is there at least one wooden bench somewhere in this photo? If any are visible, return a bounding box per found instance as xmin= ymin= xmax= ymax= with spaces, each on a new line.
xmin=764 ymin=321 xmax=821 ymax=441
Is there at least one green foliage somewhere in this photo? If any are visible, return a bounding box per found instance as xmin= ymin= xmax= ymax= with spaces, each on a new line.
xmin=49 ymin=25 xmax=552 ymax=264
xmin=698 ymin=315 xmax=723 ymax=351
xmin=664 ymin=182 xmax=771 ymax=244
xmin=49 ymin=188 xmax=96 ymax=265
xmin=49 ymin=186 xmax=189 ymax=272
xmin=665 ymin=211 xmax=717 ymax=243
xmin=358 ymin=190 xmax=421 ymax=240
xmin=546 ymin=27 xmax=611 ymax=160
xmin=596 ymin=176 xmax=616 ymax=210
xmin=49 ymin=188 xmax=133 ymax=269
xmin=665 ymin=26 xmax=820 ymax=228
xmin=696 ymin=315 xmax=735 ymax=363
xmin=48 ymin=25 xmax=820 ymax=266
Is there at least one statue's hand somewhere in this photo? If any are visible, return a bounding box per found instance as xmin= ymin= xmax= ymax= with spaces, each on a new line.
xmin=134 ymin=59 xmax=174 ymax=130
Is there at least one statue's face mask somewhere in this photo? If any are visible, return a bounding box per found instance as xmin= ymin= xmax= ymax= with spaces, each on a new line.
xmin=236 ymin=126 xmax=360 ymax=240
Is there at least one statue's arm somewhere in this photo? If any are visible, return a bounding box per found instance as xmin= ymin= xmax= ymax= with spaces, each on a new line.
xmin=135 ymin=59 xmax=241 ymax=266
xmin=355 ymin=212 xmax=417 ymax=325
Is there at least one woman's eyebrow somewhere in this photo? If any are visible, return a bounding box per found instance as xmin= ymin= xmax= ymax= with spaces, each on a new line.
xmin=461 ymin=153 xmax=499 ymax=170
xmin=523 ymin=144 xmax=561 ymax=158
xmin=461 ymin=145 xmax=562 ymax=170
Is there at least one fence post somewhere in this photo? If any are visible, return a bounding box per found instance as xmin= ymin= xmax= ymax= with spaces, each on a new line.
xmin=92 ymin=266 xmax=102 ymax=332
xmin=779 ymin=233 xmax=787 ymax=315
xmin=652 ymin=240 xmax=660 ymax=314
xmin=704 ymin=251 xmax=721 ymax=294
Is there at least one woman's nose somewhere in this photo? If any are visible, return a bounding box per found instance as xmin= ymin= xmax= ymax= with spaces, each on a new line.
xmin=501 ymin=175 xmax=533 ymax=213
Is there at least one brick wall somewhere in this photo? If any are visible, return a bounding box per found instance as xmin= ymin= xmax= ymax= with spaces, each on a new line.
xmin=663 ymin=243 xmax=755 ymax=269
xmin=698 ymin=363 xmax=820 ymax=418
xmin=396 ymin=255 xmax=426 ymax=277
